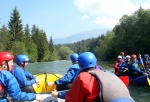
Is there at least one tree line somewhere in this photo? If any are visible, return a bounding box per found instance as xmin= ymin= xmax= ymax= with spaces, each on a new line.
xmin=63 ymin=6 xmax=150 ymax=60
xmin=0 ymin=6 xmax=150 ymax=62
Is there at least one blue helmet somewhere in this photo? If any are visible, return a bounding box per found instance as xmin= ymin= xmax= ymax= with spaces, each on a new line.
xmin=16 ymin=54 xmax=29 ymax=65
xmin=70 ymin=53 xmax=79 ymax=62
xmin=144 ymin=54 xmax=148 ymax=57
xmin=78 ymin=52 xmax=97 ymax=70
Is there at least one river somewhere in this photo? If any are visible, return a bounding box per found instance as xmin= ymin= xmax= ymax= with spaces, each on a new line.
xmin=26 ymin=61 xmax=150 ymax=102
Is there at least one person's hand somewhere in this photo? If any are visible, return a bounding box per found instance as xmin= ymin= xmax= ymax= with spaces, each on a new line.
xmin=51 ymin=89 xmax=59 ymax=98
xmin=47 ymin=82 xmax=55 ymax=86
xmin=124 ymin=68 xmax=129 ymax=71
xmin=143 ymin=73 xmax=148 ymax=76
xmin=35 ymin=78 xmax=40 ymax=87
xmin=35 ymin=94 xmax=43 ymax=102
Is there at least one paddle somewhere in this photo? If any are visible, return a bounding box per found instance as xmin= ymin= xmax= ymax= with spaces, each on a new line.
xmin=139 ymin=55 xmax=150 ymax=86
xmin=44 ymin=73 xmax=48 ymax=90
xmin=119 ymin=76 xmax=129 ymax=86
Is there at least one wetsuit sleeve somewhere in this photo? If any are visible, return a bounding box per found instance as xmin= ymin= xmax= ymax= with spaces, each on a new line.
xmin=137 ymin=58 xmax=142 ymax=64
xmin=129 ymin=64 xmax=143 ymax=75
xmin=3 ymin=71 xmax=36 ymax=101
xmin=114 ymin=62 xmax=119 ymax=70
xmin=55 ymin=68 xmax=77 ymax=85
xmin=24 ymin=70 xmax=35 ymax=81
xmin=12 ymin=68 xmax=35 ymax=87
xmin=58 ymin=91 xmax=67 ymax=99
xmin=119 ymin=62 xmax=126 ymax=70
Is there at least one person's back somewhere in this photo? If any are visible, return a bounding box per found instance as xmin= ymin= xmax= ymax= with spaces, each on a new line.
xmin=47 ymin=53 xmax=80 ymax=91
xmin=65 ymin=52 xmax=134 ymax=102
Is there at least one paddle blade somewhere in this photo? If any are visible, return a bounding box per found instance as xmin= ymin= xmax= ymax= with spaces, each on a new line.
xmin=119 ymin=76 xmax=129 ymax=86
xmin=147 ymin=77 xmax=150 ymax=86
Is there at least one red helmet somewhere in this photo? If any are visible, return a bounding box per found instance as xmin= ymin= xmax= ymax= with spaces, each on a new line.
xmin=131 ymin=54 xmax=137 ymax=59
xmin=120 ymin=52 xmax=124 ymax=55
xmin=0 ymin=52 xmax=14 ymax=64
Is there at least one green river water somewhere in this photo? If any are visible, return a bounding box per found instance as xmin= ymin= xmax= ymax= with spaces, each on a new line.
xmin=26 ymin=61 xmax=150 ymax=102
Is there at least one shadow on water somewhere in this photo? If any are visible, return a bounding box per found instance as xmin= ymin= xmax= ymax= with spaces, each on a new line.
xmin=26 ymin=61 xmax=150 ymax=102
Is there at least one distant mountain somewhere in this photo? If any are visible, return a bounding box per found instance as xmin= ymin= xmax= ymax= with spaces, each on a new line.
xmin=53 ymin=29 xmax=108 ymax=44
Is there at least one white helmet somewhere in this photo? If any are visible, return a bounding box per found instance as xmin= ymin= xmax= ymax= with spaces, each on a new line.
xmin=126 ymin=55 xmax=131 ymax=58
xmin=117 ymin=55 xmax=122 ymax=59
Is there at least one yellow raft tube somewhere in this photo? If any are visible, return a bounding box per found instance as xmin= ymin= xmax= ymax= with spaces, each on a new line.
xmin=33 ymin=73 xmax=63 ymax=93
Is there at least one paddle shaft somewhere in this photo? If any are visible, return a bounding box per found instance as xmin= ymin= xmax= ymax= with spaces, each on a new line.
xmin=140 ymin=57 xmax=147 ymax=73
xmin=139 ymin=56 xmax=150 ymax=86
xmin=39 ymin=90 xmax=69 ymax=94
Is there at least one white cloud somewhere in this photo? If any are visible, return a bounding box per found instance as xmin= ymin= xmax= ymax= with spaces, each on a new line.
xmin=74 ymin=0 xmax=150 ymax=29
xmin=81 ymin=14 xmax=90 ymax=20
xmin=94 ymin=16 xmax=117 ymax=28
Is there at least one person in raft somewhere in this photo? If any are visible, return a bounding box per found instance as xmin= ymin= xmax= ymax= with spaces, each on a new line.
xmin=114 ymin=55 xmax=124 ymax=76
xmin=119 ymin=55 xmax=131 ymax=76
xmin=120 ymin=51 xmax=126 ymax=61
xmin=11 ymin=54 xmax=40 ymax=93
xmin=128 ymin=54 xmax=148 ymax=85
xmin=51 ymin=52 xmax=134 ymax=102
xmin=0 ymin=52 xmax=42 ymax=102
xmin=47 ymin=53 xmax=80 ymax=91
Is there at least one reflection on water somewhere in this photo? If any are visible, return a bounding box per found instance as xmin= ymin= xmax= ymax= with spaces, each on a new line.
xmin=26 ymin=60 xmax=150 ymax=102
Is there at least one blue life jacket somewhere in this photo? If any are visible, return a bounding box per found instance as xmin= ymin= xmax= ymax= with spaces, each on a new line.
xmin=11 ymin=65 xmax=35 ymax=87
xmin=128 ymin=62 xmax=143 ymax=78
xmin=55 ymin=63 xmax=80 ymax=85
xmin=0 ymin=70 xmax=36 ymax=102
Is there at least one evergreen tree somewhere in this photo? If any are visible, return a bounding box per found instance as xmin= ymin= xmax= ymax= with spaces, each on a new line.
xmin=10 ymin=41 xmax=27 ymax=57
xmin=0 ymin=25 xmax=9 ymax=51
xmin=24 ymin=24 xmax=30 ymax=42
xmin=24 ymin=24 xmax=38 ymax=62
xmin=31 ymin=26 xmax=50 ymax=62
xmin=48 ymin=36 xmax=58 ymax=61
xmin=31 ymin=26 xmax=41 ymax=62
xmin=49 ymin=35 xmax=54 ymax=53
xmin=40 ymin=30 xmax=50 ymax=61
xmin=8 ymin=6 xmax=24 ymax=43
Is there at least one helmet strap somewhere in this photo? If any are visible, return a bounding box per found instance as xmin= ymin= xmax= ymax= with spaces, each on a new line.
xmin=72 ymin=61 xmax=78 ymax=64
xmin=20 ymin=62 xmax=25 ymax=69
xmin=6 ymin=61 xmax=9 ymax=71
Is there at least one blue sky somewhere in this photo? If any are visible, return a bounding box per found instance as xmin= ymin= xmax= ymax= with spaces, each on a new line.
xmin=0 ymin=0 xmax=150 ymax=39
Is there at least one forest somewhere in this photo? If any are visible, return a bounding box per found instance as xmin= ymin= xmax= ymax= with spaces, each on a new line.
xmin=0 ymin=6 xmax=150 ymax=62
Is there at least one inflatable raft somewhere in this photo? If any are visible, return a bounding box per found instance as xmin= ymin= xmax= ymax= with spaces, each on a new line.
xmin=33 ymin=73 xmax=63 ymax=93
xmin=19 ymin=94 xmax=65 ymax=102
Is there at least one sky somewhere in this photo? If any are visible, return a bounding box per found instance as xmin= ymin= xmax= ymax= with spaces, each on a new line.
xmin=0 ymin=0 xmax=150 ymax=39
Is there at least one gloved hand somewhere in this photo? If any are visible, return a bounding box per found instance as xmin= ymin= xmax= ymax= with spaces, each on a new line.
xmin=143 ymin=73 xmax=148 ymax=77
xmin=35 ymin=94 xmax=43 ymax=102
xmin=47 ymin=82 xmax=55 ymax=86
xmin=51 ymin=89 xmax=59 ymax=98
xmin=35 ymin=78 xmax=40 ymax=87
